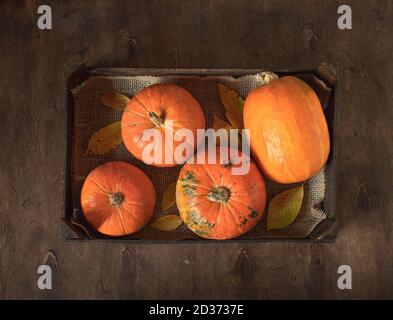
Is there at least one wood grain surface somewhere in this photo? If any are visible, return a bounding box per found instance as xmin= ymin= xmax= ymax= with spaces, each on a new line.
xmin=0 ymin=0 xmax=392 ymax=299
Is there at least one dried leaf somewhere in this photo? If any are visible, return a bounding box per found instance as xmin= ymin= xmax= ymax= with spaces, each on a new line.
xmin=212 ymin=115 xmax=240 ymax=147
xmin=150 ymin=215 xmax=183 ymax=231
xmin=214 ymin=114 xmax=243 ymax=147
xmin=85 ymin=121 xmax=122 ymax=155
xmin=99 ymin=92 xmax=130 ymax=111
xmin=217 ymin=83 xmax=244 ymax=129
xmin=162 ymin=181 xmax=177 ymax=211
xmin=267 ymin=185 xmax=304 ymax=231
xmin=213 ymin=115 xmax=233 ymax=132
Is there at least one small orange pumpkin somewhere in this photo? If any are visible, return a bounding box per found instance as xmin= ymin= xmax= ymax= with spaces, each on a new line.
xmin=121 ymin=84 xmax=206 ymax=167
xmin=80 ymin=161 xmax=156 ymax=236
xmin=243 ymin=76 xmax=330 ymax=184
xmin=176 ymin=147 xmax=266 ymax=240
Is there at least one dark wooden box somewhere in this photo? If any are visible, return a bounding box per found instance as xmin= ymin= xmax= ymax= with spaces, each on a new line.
xmin=62 ymin=64 xmax=338 ymax=243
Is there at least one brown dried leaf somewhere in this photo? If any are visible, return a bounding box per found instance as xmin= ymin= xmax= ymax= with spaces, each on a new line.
xmin=162 ymin=181 xmax=177 ymax=211
xmin=212 ymin=115 xmax=241 ymax=147
xmin=217 ymin=83 xmax=244 ymax=129
xmin=150 ymin=215 xmax=183 ymax=231
xmin=85 ymin=121 xmax=122 ymax=155
xmin=99 ymin=92 xmax=130 ymax=111
xmin=213 ymin=115 xmax=233 ymax=133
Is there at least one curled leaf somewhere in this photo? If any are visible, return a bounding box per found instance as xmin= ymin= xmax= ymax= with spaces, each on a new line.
xmin=217 ymin=83 xmax=244 ymax=130
xmin=267 ymin=185 xmax=304 ymax=231
xmin=162 ymin=181 xmax=177 ymax=211
xmin=150 ymin=215 xmax=183 ymax=231
xmin=85 ymin=121 xmax=122 ymax=155
xmin=99 ymin=92 xmax=130 ymax=111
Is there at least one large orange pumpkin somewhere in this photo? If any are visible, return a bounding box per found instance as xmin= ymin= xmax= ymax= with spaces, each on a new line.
xmin=121 ymin=84 xmax=205 ymax=167
xmin=80 ymin=161 xmax=156 ymax=236
xmin=176 ymin=147 xmax=266 ymax=240
xmin=243 ymin=76 xmax=330 ymax=184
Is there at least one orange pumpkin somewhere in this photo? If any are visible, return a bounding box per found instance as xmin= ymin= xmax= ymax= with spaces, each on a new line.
xmin=121 ymin=84 xmax=205 ymax=167
xmin=80 ymin=161 xmax=156 ymax=236
xmin=243 ymin=76 xmax=330 ymax=184
xmin=176 ymin=147 xmax=266 ymax=240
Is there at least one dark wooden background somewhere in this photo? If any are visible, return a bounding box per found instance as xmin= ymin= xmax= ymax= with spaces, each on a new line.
xmin=0 ymin=0 xmax=392 ymax=299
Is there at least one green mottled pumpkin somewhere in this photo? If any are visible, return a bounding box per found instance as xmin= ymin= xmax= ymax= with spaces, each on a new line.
xmin=176 ymin=147 xmax=266 ymax=240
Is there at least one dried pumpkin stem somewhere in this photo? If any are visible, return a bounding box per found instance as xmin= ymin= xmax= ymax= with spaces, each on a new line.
xmin=207 ymin=187 xmax=231 ymax=203
xmin=259 ymin=71 xmax=279 ymax=84
xmin=108 ymin=192 xmax=125 ymax=207
xmin=149 ymin=111 xmax=164 ymax=127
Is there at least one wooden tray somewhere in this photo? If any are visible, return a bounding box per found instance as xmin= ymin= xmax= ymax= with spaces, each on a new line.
xmin=61 ymin=64 xmax=338 ymax=243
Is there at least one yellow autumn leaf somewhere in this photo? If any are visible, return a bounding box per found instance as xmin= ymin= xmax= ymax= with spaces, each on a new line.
xmin=150 ymin=215 xmax=183 ymax=231
xmin=99 ymin=92 xmax=130 ymax=111
xmin=267 ymin=185 xmax=304 ymax=231
xmin=162 ymin=181 xmax=177 ymax=211
xmin=217 ymin=83 xmax=244 ymax=130
xmin=85 ymin=121 xmax=122 ymax=155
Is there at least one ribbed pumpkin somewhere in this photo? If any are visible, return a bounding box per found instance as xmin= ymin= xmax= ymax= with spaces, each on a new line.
xmin=121 ymin=84 xmax=205 ymax=167
xmin=80 ymin=161 xmax=156 ymax=236
xmin=176 ymin=147 xmax=266 ymax=240
xmin=243 ymin=76 xmax=330 ymax=184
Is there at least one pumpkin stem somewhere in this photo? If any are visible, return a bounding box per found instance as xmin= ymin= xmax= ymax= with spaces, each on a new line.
xmin=149 ymin=111 xmax=164 ymax=127
xmin=108 ymin=192 xmax=125 ymax=207
xmin=207 ymin=187 xmax=231 ymax=203
xmin=259 ymin=71 xmax=279 ymax=84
